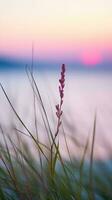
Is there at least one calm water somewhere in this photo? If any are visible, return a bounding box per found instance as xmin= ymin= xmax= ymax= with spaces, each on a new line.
xmin=0 ymin=70 xmax=112 ymax=160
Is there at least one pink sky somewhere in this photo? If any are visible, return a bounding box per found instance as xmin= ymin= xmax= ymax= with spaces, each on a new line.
xmin=0 ymin=0 xmax=112 ymax=65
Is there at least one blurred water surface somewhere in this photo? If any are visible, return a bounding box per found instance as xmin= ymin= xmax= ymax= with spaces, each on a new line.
xmin=0 ymin=70 xmax=112 ymax=160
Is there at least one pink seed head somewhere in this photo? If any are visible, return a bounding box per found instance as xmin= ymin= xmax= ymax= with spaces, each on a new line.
xmin=62 ymin=64 xmax=65 ymax=73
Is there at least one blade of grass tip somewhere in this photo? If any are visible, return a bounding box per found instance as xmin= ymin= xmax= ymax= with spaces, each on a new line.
xmin=89 ymin=112 xmax=97 ymax=200
xmin=29 ymin=71 xmax=53 ymax=141
xmin=26 ymin=66 xmax=52 ymax=147
xmin=33 ymin=83 xmax=39 ymax=140
xmin=31 ymin=42 xmax=34 ymax=74
xmin=78 ymin=133 xmax=90 ymax=200
xmin=26 ymin=67 xmax=52 ymax=145
xmin=26 ymin=53 xmax=42 ymax=173
xmin=30 ymin=45 xmax=39 ymax=140
xmin=30 ymin=61 xmax=44 ymax=178
xmin=0 ymin=83 xmax=48 ymax=162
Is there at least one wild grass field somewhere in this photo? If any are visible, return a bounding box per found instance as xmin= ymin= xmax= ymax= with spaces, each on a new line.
xmin=0 ymin=64 xmax=112 ymax=200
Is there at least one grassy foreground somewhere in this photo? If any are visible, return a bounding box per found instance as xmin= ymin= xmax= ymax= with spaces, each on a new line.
xmin=0 ymin=65 xmax=112 ymax=200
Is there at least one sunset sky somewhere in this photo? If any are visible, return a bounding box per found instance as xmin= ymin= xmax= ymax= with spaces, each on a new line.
xmin=0 ymin=0 xmax=112 ymax=65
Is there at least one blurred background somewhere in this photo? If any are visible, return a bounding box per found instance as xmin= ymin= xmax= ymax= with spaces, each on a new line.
xmin=0 ymin=0 xmax=112 ymax=160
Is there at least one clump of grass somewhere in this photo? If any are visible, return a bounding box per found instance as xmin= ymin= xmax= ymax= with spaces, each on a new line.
xmin=0 ymin=64 xmax=111 ymax=200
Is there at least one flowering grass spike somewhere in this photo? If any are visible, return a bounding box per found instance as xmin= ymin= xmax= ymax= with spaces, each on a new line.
xmin=55 ymin=64 xmax=66 ymax=136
